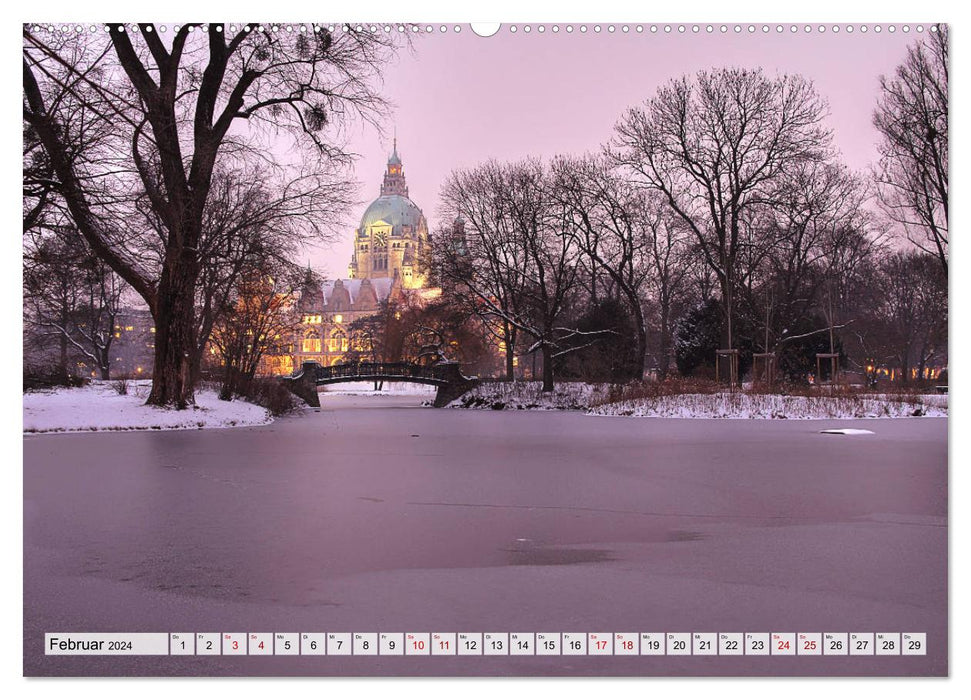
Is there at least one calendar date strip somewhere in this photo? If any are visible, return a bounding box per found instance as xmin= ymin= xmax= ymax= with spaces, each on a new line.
xmin=45 ymin=632 xmax=926 ymax=656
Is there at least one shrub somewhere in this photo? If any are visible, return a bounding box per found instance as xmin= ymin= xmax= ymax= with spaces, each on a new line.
xmin=554 ymin=298 xmax=642 ymax=382
xmin=673 ymin=299 xmax=756 ymax=378
xmin=243 ymin=378 xmax=300 ymax=416
xmin=589 ymin=376 xmax=724 ymax=407
xmin=111 ymin=379 xmax=129 ymax=395
xmin=23 ymin=367 xmax=89 ymax=392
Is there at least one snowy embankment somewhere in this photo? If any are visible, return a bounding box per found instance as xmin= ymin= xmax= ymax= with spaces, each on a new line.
xmin=452 ymin=381 xmax=947 ymax=420
xmin=589 ymin=392 xmax=946 ymax=419
xmin=23 ymin=381 xmax=272 ymax=434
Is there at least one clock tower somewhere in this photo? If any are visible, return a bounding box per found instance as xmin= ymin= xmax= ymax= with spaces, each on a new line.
xmin=380 ymin=138 xmax=409 ymax=197
xmin=347 ymin=140 xmax=430 ymax=289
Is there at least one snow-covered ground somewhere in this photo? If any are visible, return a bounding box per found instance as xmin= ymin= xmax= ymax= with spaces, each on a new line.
xmin=319 ymin=381 xmax=436 ymax=397
xmin=452 ymin=381 xmax=609 ymax=411
xmin=23 ymin=381 xmax=272 ymax=434
xmin=452 ymin=381 xmax=947 ymax=419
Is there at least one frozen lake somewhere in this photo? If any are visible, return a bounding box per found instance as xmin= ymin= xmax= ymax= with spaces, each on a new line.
xmin=24 ymin=395 xmax=947 ymax=676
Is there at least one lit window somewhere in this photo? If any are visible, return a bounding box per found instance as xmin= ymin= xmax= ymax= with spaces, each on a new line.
xmin=329 ymin=329 xmax=348 ymax=352
xmin=302 ymin=327 xmax=321 ymax=353
xmin=334 ymin=314 xmax=343 ymax=324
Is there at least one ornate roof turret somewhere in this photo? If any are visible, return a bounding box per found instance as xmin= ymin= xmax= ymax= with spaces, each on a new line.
xmin=298 ymin=267 xmax=324 ymax=311
xmin=451 ymin=216 xmax=469 ymax=256
xmin=381 ymin=138 xmax=408 ymax=197
xmin=327 ymin=278 xmax=352 ymax=312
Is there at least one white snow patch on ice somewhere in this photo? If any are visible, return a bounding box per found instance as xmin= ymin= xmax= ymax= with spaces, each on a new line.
xmin=23 ymin=380 xmax=271 ymax=434
xmin=820 ymin=428 xmax=876 ymax=435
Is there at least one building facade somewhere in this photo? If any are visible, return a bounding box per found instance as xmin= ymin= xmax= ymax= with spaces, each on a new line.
xmin=347 ymin=140 xmax=430 ymax=288
xmin=270 ymin=143 xmax=434 ymax=374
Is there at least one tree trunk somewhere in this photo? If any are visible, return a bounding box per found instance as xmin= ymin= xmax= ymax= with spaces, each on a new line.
xmin=58 ymin=334 xmax=68 ymax=377
xmin=58 ymin=294 xmax=69 ymax=376
xmin=147 ymin=259 xmax=198 ymax=408
xmin=189 ymin=346 xmax=205 ymax=387
xmin=631 ymin=298 xmax=648 ymax=381
xmin=541 ymin=343 xmax=554 ymax=392
xmin=503 ymin=322 xmax=516 ymax=381
xmin=658 ymin=300 xmax=671 ymax=379
xmin=608 ymin=280 xmax=648 ymax=382
xmin=900 ymin=345 xmax=911 ymax=386
xmin=219 ymin=366 xmax=237 ymax=401
xmin=100 ymin=335 xmax=114 ymax=380
xmin=721 ymin=276 xmax=734 ymax=351
xmin=917 ymin=337 xmax=930 ymax=382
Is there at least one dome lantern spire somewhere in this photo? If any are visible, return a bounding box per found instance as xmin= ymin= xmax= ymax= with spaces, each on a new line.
xmin=381 ymin=134 xmax=408 ymax=196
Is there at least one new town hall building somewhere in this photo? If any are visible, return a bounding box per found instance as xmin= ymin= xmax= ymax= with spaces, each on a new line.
xmin=273 ymin=143 xmax=436 ymax=373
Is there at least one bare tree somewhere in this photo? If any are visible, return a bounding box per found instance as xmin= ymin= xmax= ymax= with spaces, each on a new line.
xmin=612 ymin=68 xmax=832 ymax=353
xmin=644 ymin=212 xmax=695 ymax=376
xmin=344 ymin=298 xmax=406 ymax=365
xmin=758 ymin=162 xmax=879 ymax=360
xmin=188 ymin=165 xmax=354 ymax=384
xmin=551 ymin=155 xmax=652 ymax=378
xmin=437 ymin=161 xmax=528 ymax=381
xmin=872 ymin=251 xmax=947 ymax=383
xmin=209 ymin=265 xmax=302 ymax=400
xmin=23 ymin=24 xmax=398 ymax=407
xmin=439 ymin=159 xmax=588 ymax=391
xmin=873 ymin=25 xmax=948 ymax=275
xmin=24 ymin=232 xmax=125 ymax=379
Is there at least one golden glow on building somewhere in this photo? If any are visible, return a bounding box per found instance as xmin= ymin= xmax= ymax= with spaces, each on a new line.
xmin=261 ymin=141 xmax=443 ymax=376
xmin=346 ymin=142 xmax=430 ymax=289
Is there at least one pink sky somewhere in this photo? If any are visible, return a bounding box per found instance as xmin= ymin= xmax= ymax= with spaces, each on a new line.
xmin=311 ymin=26 xmax=919 ymax=278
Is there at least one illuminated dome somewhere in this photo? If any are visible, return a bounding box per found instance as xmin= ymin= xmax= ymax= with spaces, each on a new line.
xmin=358 ymin=194 xmax=425 ymax=238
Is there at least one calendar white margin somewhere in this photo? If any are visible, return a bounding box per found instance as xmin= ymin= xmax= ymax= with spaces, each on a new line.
xmin=4 ymin=0 xmax=963 ymax=698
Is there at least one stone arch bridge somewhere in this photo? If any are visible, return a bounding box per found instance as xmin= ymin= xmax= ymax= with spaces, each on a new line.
xmin=282 ymin=361 xmax=479 ymax=408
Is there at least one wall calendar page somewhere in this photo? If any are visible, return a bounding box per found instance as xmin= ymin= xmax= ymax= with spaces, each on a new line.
xmin=20 ymin=3 xmax=951 ymax=687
